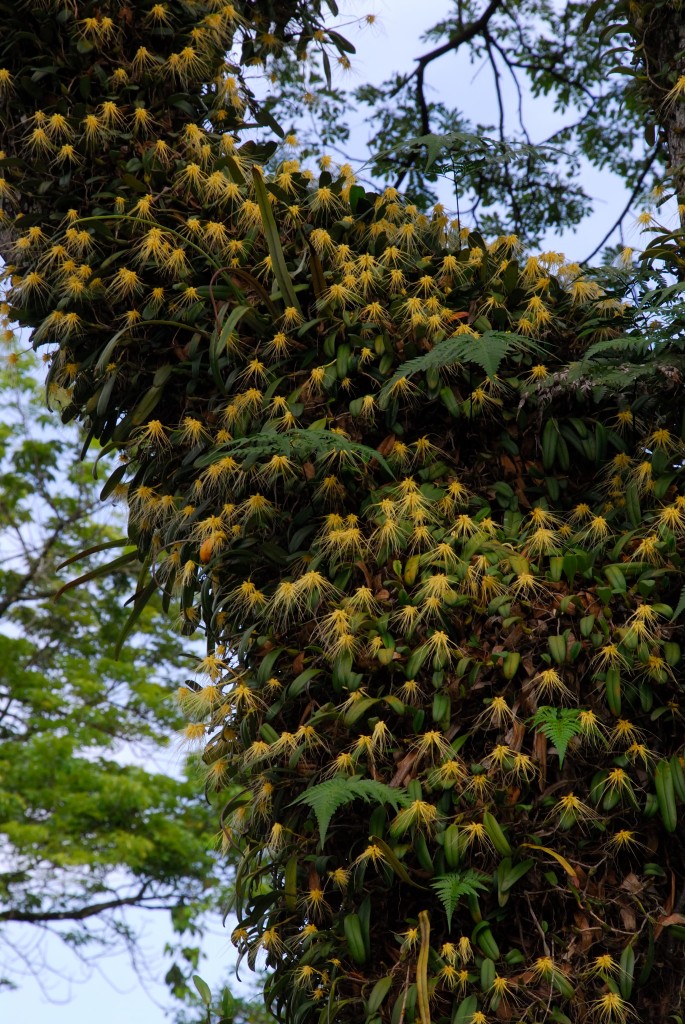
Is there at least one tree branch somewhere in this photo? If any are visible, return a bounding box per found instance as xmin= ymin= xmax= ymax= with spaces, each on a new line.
xmin=486 ymin=36 xmax=532 ymax=145
xmin=388 ymin=0 xmax=508 ymax=189
xmin=0 ymin=494 xmax=102 ymax=618
xmin=583 ymin=147 xmax=659 ymax=263
xmin=484 ymin=34 xmax=522 ymax=232
xmin=412 ymin=0 xmax=507 ymax=135
xmin=413 ymin=0 xmax=507 ymax=76
xmin=0 ymin=885 xmax=179 ymax=924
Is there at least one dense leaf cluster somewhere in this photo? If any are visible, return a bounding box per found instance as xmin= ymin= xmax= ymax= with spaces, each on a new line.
xmin=2 ymin=3 xmax=685 ymax=1023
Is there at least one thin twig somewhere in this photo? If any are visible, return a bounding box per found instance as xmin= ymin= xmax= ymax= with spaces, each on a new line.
xmin=583 ymin=148 xmax=659 ymax=263
xmin=526 ymin=891 xmax=551 ymax=956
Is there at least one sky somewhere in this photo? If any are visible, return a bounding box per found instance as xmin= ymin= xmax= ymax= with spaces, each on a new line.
xmin=0 ymin=2 xmax=650 ymax=1022
xmin=341 ymin=0 xmax=651 ymax=259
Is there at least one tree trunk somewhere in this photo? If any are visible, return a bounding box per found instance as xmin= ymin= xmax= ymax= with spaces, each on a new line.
xmin=633 ymin=1 xmax=685 ymax=227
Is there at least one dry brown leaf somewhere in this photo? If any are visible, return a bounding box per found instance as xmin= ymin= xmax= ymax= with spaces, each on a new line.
xmin=573 ymin=912 xmax=601 ymax=952
xmin=376 ymin=434 xmax=396 ymax=458
xmin=658 ymin=913 xmax=685 ymax=928
xmin=619 ymin=872 xmax=643 ymax=894
xmin=620 ymin=906 xmax=636 ymax=931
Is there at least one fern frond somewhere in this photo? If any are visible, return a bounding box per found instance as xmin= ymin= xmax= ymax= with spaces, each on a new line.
xmin=531 ymin=707 xmax=583 ymax=766
xmin=581 ymin=335 xmax=653 ymax=362
xmin=379 ymin=330 xmax=545 ymax=406
xmin=195 ymin=428 xmax=393 ymax=476
xmin=430 ymin=870 xmax=489 ymax=929
xmin=291 ymin=777 xmax=411 ymax=845
xmin=564 ymin=359 xmax=677 ymax=390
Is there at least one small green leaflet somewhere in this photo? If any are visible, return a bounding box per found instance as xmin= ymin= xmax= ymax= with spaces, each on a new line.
xmin=430 ymin=870 xmax=489 ymax=930
xmin=291 ymin=777 xmax=410 ymax=845
xmin=193 ymin=975 xmax=212 ymax=1007
xmin=531 ymin=707 xmax=583 ymax=766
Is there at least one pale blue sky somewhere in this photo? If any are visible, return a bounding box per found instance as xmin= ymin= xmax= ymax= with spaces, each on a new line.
xmin=345 ymin=0 xmax=653 ymax=258
xmin=2 ymin=2 xmax=644 ymax=1022
xmin=1 ymin=912 xmax=244 ymax=1023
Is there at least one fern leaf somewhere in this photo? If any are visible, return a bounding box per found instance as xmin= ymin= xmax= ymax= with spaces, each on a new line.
xmin=379 ymin=331 xmax=544 ymax=406
xmin=458 ymin=333 xmax=510 ymax=379
xmin=565 ymin=360 xmax=664 ymax=390
xmin=430 ymin=871 xmax=489 ymax=929
xmin=582 ymin=335 xmax=652 ymax=362
xmin=531 ymin=707 xmax=582 ymax=766
xmin=194 ymin=428 xmax=393 ymax=476
xmin=639 ymin=280 xmax=685 ymax=309
xmin=291 ymin=777 xmax=410 ymax=845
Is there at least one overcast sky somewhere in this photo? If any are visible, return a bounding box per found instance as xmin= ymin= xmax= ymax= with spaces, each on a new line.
xmin=2 ymin=3 xmax=643 ymax=1022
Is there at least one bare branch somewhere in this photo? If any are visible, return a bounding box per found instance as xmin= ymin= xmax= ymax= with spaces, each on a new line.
xmin=0 ymin=885 xmax=180 ymax=924
xmin=583 ymin=148 xmax=659 ymax=262
xmin=413 ymin=0 xmax=508 ymax=77
xmin=484 ymin=34 xmax=522 ymax=232
xmin=388 ymin=0 xmax=508 ymax=189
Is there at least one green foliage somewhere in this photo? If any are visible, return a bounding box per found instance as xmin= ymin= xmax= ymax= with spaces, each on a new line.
xmin=378 ymin=329 xmax=546 ymax=401
xmin=430 ymin=870 xmax=488 ymax=930
xmin=530 ymin=707 xmax=583 ymax=766
xmin=373 ymin=131 xmax=559 ymax=179
xmin=213 ymin=428 xmax=393 ymax=477
xmin=315 ymin=3 xmax=656 ymax=246
xmin=292 ymin=777 xmax=410 ymax=846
